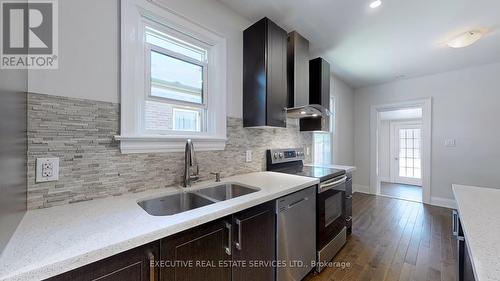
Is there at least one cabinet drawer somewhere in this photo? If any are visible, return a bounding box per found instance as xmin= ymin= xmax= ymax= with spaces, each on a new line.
xmin=47 ymin=242 xmax=159 ymax=281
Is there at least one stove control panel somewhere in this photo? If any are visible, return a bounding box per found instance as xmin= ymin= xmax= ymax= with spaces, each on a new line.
xmin=267 ymin=148 xmax=305 ymax=164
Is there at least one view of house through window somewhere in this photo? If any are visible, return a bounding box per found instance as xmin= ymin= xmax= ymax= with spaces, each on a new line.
xmin=144 ymin=24 xmax=208 ymax=132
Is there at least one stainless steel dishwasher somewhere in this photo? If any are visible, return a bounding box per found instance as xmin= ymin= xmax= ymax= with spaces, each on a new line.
xmin=276 ymin=186 xmax=316 ymax=281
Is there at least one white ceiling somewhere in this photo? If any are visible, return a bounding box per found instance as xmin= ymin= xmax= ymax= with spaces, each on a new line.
xmin=218 ymin=0 xmax=500 ymax=88
xmin=380 ymin=108 xmax=422 ymax=120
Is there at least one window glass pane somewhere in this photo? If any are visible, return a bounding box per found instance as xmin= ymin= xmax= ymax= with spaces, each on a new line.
xmin=145 ymin=100 xmax=203 ymax=132
xmin=406 ymin=129 xmax=414 ymax=139
xmin=407 ymin=167 xmax=414 ymax=177
xmin=399 ymin=129 xmax=405 ymax=139
xmin=414 ymin=149 xmax=420 ymax=158
xmin=406 ymin=138 xmax=414 ymax=149
xmin=150 ymin=51 xmax=203 ymax=104
xmin=414 ymin=129 xmax=421 ymax=139
xmin=407 ymin=158 xmax=414 ymax=168
xmin=146 ymin=26 xmax=207 ymax=62
xmin=400 ymin=138 xmax=406 ymax=149
xmin=414 ymin=139 xmax=420 ymax=149
xmin=406 ymin=148 xmax=414 ymax=158
xmin=414 ymin=169 xmax=421 ymax=178
xmin=313 ymin=133 xmax=331 ymax=165
xmin=398 ymin=126 xmax=422 ymax=180
xmin=399 ymin=167 xmax=407 ymax=177
xmin=174 ymin=108 xmax=201 ymax=132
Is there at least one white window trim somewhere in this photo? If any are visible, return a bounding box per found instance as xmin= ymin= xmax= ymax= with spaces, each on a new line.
xmin=117 ymin=0 xmax=227 ymax=153
xmin=312 ymin=96 xmax=336 ymax=165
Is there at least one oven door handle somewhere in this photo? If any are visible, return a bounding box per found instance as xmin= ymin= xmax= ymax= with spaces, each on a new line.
xmin=319 ymin=176 xmax=347 ymax=193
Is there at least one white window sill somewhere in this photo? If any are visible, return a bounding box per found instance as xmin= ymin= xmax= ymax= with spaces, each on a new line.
xmin=114 ymin=135 xmax=227 ymax=154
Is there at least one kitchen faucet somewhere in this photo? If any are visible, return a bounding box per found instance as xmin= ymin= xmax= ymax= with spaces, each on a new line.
xmin=183 ymin=139 xmax=199 ymax=187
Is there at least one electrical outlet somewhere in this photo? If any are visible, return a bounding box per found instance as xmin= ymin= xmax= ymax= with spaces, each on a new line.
xmin=245 ymin=150 xmax=252 ymax=162
xmin=36 ymin=158 xmax=59 ymax=183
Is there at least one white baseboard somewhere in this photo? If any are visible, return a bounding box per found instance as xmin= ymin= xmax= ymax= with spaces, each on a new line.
xmin=352 ymin=184 xmax=457 ymax=209
xmin=353 ymin=184 xmax=370 ymax=194
xmin=379 ymin=176 xmax=391 ymax=183
xmin=430 ymin=196 xmax=457 ymax=209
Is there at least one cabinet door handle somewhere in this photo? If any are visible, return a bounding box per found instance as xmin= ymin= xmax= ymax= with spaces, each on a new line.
xmin=346 ymin=216 xmax=353 ymax=222
xmin=235 ymin=219 xmax=242 ymax=250
xmin=225 ymin=222 xmax=232 ymax=256
xmin=147 ymin=251 xmax=155 ymax=281
xmin=452 ymin=209 xmax=459 ymax=237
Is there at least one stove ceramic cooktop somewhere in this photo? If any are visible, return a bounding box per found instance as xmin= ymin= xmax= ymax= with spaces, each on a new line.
xmin=273 ymin=165 xmax=345 ymax=182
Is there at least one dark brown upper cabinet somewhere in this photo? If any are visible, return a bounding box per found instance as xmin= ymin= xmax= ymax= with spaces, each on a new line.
xmin=300 ymin=57 xmax=331 ymax=131
xmin=243 ymin=18 xmax=287 ymax=128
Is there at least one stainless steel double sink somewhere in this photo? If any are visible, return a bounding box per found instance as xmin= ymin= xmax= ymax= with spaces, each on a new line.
xmin=138 ymin=183 xmax=260 ymax=216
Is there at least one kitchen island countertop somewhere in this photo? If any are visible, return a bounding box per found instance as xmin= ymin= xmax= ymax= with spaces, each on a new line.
xmin=453 ymin=184 xmax=500 ymax=281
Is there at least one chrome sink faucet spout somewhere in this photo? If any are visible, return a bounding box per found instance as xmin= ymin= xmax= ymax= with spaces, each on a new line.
xmin=183 ymin=139 xmax=199 ymax=187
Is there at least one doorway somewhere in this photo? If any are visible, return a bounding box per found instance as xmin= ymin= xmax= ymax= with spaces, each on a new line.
xmin=392 ymin=122 xmax=422 ymax=186
xmin=370 ymin=99 xmax=432 ymax=204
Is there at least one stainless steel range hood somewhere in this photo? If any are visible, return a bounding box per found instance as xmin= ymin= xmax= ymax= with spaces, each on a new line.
xmin=286 ymin=104 xmax=330 ymax=118
xmin=286 ymin=31 xmax=331 ymax=131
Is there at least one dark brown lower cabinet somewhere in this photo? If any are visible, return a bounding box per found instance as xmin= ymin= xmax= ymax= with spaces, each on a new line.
xmin=47 ymin=242 xmax=159 ymax=281
xmin=160 ymin=217 xmax=232 ymax=281
xmin=47 ymin=201 xmax=277 ymax=281
xmin=160 ymin=202 xmax=276 ymax=281
xmin=463 ymin=239 xmax=476 ymax=281
xmin=232 ymin=201 xmax=275 ymax=281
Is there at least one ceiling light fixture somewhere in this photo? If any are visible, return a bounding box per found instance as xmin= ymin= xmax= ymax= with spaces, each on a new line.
xmin=369 ymin=0 xmax=382 ymax=9
xmin=447 ymin=30 xmax=483 ymax=48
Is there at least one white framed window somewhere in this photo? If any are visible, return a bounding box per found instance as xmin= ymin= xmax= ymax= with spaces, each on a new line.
xmin=117 ymin=0 xmax=227 ymax=153
xmin=313 ymin=97 xmax=335 ymax=165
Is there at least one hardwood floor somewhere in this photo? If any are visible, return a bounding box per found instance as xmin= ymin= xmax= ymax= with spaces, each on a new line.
xmin=305 ymin=193 xmax=456 ymax=281
xmin=380 ymin=182 xmax=422 ymax=202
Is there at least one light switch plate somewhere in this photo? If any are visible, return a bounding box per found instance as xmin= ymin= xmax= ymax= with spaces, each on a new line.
xmin=245 ymin=150 xmax=252 ymax=162
xmin=36 ymin=158 xmax=59 ymax=183
xmin=445 ymin=139 xmax=456 ymax=147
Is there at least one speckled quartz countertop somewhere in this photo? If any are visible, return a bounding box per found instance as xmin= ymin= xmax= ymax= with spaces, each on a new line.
xmin=304 ymin=163 xmax=356 ymax=173
xmin=0 ymin=172 xmax=318 ymax=281
xmin=452 ymin=184 xmax=500 ymax=281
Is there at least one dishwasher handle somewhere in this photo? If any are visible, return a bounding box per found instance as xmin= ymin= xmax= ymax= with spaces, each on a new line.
xmin=287 ymin=197 xmax=309 ymax=209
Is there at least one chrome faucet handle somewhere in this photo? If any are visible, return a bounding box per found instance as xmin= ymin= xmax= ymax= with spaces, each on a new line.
xmin=183 ymin=139 xmax=199 ymax=187
xmin=210 ymin=172 xmax=221 ymax=182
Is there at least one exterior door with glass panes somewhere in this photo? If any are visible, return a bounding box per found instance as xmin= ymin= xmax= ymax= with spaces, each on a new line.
xmin=394 ymin=124 xmax=422 ymax=186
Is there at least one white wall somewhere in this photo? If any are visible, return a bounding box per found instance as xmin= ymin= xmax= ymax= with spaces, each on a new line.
xmin=26 ymin=0 xmax=357 ymax=164
xmin=331 ymin=74 xmax=355 ymax=165
xmin=27 ymin=0 xmax=250 ymax=118
xmin=28 ymin=0 xmax=119 ymax=103
xmin=354 ymin=62 xmax=500 ymax=200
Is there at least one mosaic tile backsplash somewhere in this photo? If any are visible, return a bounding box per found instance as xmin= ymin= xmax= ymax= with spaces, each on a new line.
xmin=27 ymin=93 xmax=312 ymax=209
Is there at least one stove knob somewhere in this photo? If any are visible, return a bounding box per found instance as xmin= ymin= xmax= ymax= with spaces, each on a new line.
xmin=279 ymin=152 xmax=284 ymax=159
xmin=273 ymin=152 xmax=279 ymax=159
